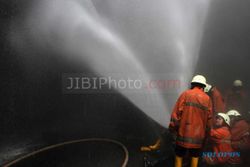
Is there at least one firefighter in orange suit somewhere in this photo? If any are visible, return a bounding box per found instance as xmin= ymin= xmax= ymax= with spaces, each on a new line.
xmin=204 ymin=113 xmax=233 ymax=165
xmin=205 ymin=84 xmax=225 ymax=114
xmin=225 ymin=80 xmax=248 ymax=117
xmin=169 ymin=75 xmax=213 ymax=167
xmin=227 ymin=110 xmax=250 ymax=165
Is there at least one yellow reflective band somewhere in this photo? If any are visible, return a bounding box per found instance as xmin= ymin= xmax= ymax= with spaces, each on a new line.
xmin=176 ymin=136 xmax=203 ymax=145
xmin=185 ymin=102 xmax=208 ymax=111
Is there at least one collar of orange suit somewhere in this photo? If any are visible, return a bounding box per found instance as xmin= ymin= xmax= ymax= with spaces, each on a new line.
xmin=192 ymin=86 xmax=204 ymax=91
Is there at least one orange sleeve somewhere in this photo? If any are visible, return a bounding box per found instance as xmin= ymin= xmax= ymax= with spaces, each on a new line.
xmin=213 ymin=88 xmax=225 ymax=113
xmin=210 ymin=127 xmax=229 ymax=143
xmin=169 ymin=92 xmax=185 ymax=131
xmin=206 ymin=98 xmax=213 ymax=130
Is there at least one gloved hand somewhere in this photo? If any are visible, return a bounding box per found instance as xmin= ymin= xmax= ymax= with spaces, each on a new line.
xmin=141 ymin=139 xmax=161 ymax=151
xmin=151 ymin=139 xmax=161 ymax=149
xmin=140 ymin=146 xmax=152 ymax=151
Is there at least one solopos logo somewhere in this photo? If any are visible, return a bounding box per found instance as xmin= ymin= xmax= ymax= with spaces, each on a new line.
xmin=62 ymin=73 xmax=181 ymax=94
xmin=202 ymin=152 xmax=240 ymax=158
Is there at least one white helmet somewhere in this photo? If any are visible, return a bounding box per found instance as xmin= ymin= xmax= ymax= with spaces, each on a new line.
xmin=227 ymin=110 xmax=241 ymax=117
xmin=217 ymin=113 xmax=230 ymax=126
xmin=191 ymin=75 xmax=206 ymax=87
xmin=233 ymin=80 xmax=243 ymax=87
xmin=204 ymin=84 xmax=212 ymax=93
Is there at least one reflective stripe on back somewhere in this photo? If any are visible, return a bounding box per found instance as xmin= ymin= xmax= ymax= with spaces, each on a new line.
xmin=185 ymin=102 xmax=208 ymax=111
xmin=176 ymin=136 xmax=203 ymax=145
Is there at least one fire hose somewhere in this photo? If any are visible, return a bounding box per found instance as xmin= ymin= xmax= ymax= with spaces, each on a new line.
xmin=3 ymin=138 xmax=129 ymax=167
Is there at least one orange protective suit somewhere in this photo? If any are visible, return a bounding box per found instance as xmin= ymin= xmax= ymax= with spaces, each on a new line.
xmin=225 ymin=89 xmax=248 ymax=116
xmin=229 ymin=118 xmax=250 ymax=164
xmin=206 ymin=86 xmax=225 ymax=113
xmin=169 ymin=87 xmax=213 ymax=149
xmin=208 ymin=126 xmax=233 ymax=164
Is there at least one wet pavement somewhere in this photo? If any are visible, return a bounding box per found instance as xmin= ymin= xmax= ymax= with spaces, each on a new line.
xmin=4 ymin=140 xmax=128 ymax=167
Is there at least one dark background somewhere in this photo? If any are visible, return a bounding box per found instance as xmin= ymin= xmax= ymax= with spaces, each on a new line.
xmin=196 ymin=0 xmax=250 ymax=94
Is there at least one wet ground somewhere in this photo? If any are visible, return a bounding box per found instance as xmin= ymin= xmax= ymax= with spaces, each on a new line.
xmin=4 ymin=140 xmax=128 ymax=167
xmin=1 ymin=126 xmax=170 ymax=167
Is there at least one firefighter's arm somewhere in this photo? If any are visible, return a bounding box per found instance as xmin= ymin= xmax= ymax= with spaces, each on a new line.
xmin=213 ymin=88 xmax=226 ymax=113
xmin=232 ymin=132 xmax=250 ymax=149
xmin=206 ymin=99 xmax=213 ymax=133
xmin=209 ymin=128 xmax=221 ymax=141
xmin=169 ymin=93 xmax=185 ymax=132
xmin=206 ymin=118 xmax=213 ymax=132
xmin=210 ymin=128 xmax=230 ymax=145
